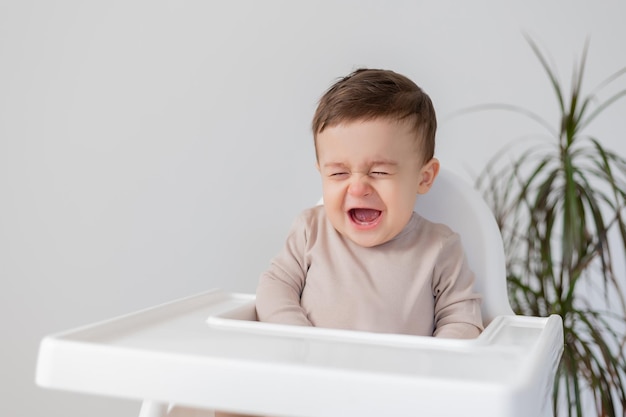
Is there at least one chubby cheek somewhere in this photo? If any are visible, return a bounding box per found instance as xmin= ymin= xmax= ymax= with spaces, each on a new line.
xmin=321 ymin=180 xmax=343 ymax=201
xmin=383 ymin=184 xmax=417 ymax=216
xmin=320 ymin=185 xmax=348 ymax=222
xmin=322 ymin=187 xmax=344 ymax=214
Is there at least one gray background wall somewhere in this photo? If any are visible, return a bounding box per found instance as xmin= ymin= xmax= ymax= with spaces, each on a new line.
xmin=2 ymin=1 xmax=625 ymax=416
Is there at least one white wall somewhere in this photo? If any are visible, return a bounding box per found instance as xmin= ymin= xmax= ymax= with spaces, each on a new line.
xmin=1 ymin=1 xmax=625 ymax=416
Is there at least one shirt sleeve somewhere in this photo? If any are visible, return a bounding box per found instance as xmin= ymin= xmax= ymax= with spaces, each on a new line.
xmin=431 ymin=233 xmax=484 ymax=339
xmin=255 ymin=214 xmax=313 ymax=326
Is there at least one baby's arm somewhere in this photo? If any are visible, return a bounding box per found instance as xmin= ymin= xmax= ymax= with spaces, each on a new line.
xmin=255 ymin=215 xmax=313 ymax=326
xmin=432 ymin=233 xmax=484 ymax=339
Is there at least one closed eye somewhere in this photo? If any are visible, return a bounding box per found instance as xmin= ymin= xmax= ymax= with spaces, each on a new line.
xmin=370 ymin=171 xmax=389 ymax=177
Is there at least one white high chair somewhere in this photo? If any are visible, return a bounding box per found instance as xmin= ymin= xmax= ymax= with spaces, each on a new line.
xmin=36 ymin=168 xmax=564 ymax=417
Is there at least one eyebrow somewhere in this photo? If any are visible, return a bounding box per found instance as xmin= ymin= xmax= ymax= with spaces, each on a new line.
xmin=369 ymin=159 xmax=398 ymax=167
xmin=322 ymin=160 xmax=399 ymax=169
xmin=322 ymin=162 xmax=348 ymax=169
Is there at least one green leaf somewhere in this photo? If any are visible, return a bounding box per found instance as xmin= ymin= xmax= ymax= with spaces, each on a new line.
xmin=473 ymin=37 xmax=626 ymax=416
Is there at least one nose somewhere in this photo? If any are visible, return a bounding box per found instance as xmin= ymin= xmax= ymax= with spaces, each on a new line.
xmin=347 ymin=174 xmax=372 ymax=197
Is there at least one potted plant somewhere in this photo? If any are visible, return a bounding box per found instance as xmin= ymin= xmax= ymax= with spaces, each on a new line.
xmin=472 ymin=37 xmax=626 ymax=416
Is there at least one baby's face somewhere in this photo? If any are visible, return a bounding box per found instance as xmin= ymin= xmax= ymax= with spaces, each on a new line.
xmin=316 ymin=118 xmax=437 ymax=247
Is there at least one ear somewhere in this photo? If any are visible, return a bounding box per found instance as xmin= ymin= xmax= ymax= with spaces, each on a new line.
xmin=416 ymin=158 xmax=440 ymax=194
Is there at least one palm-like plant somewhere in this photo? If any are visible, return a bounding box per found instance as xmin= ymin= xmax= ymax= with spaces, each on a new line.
xmin=474 ymin=37 xmax=626 ymax=416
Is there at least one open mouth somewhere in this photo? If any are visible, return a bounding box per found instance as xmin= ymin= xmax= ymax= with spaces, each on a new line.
xmin=349 ymin=208 xmax=382 ymax=226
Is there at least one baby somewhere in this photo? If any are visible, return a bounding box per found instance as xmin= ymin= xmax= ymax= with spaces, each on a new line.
xmin=255 ymin=68 xmax=483 ymax=339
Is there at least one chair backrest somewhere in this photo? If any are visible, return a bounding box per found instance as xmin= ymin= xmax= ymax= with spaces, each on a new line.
xmin=414 ymin=167 xmax=514 ymax=324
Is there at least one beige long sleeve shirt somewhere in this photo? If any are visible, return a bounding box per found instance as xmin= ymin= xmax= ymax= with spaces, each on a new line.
xmin=256 ymin=206 xmax=483 ymax=338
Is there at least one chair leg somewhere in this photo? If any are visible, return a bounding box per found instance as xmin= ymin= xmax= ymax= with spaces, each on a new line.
xmin=138 ymin=400 xmax=169 ymax=417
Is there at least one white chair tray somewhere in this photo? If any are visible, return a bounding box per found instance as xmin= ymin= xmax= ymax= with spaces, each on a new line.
xmin=36 ymin=289 xmax=563 ymax=417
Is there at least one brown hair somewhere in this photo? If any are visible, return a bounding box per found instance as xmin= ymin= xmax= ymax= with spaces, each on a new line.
xmin=312 ymin=68 xmax=437 ymax=162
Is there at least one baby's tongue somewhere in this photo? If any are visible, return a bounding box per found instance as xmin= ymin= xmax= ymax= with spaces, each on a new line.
xmin=352 ymin=208 xmax=381 ymax=223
